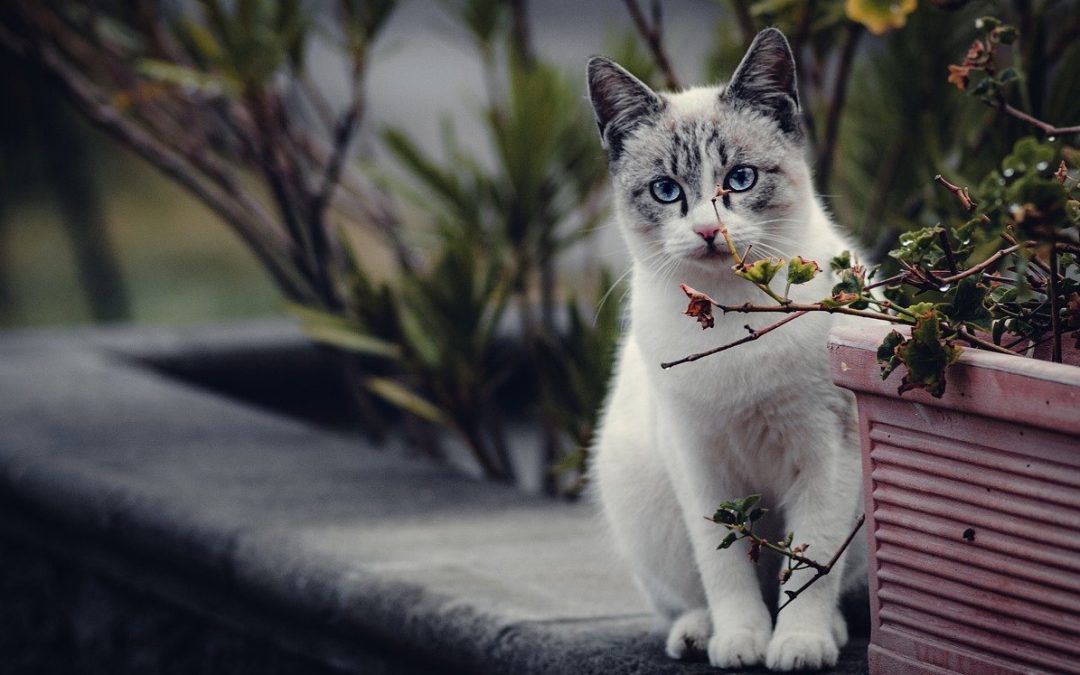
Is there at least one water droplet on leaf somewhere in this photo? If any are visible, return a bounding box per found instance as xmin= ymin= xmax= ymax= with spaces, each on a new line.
xmin=1036 ymin=161 xmax=1049 ymax=172
xmin=1002 ymin=168 xmax=1016 ymax=178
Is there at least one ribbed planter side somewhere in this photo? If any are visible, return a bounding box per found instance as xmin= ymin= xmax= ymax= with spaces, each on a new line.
xmin=829 ymin=325 xmax=1080 ymax=675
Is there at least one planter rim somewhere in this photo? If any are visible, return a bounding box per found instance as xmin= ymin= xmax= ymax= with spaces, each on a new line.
xmin=829 ymin=324 xmax=1080 ymax=437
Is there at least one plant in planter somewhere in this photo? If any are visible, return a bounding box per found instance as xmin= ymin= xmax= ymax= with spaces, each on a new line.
xmin=660 ymin=13 xmax=1080 ymax=674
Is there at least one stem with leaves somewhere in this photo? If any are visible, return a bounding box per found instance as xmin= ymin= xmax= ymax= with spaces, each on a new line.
xmin=711 ymin=495 xmax=865 ymax=614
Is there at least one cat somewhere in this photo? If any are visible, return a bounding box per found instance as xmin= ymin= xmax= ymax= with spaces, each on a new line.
xmin=587 ymin=28 xmax=866 ymax=671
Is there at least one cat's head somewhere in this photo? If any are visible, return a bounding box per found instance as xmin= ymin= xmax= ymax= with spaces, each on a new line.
xmin=587 ymin=28 xmax=812 ymax=279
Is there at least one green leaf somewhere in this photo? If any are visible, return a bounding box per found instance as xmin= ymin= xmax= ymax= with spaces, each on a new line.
xmin=889 ymin=226 xmax=945 ymax=268
xmin=748 ymin=507 xmax=768 ymax=523
xmin=831 ymin=268 xmax=869 ymax=309
xmin=736 ymin=494 xmax=762 ymax=513
xmin=992 ymin=318 xmax=1007 ymax=345
xmin=717 ymin=532 xmax=739 ymax=550
xmin=786 ymin=256 xmax=821 ymax=285
xmin=363 ymin=376 xmax=451 ymax=427
xmin=735 ymin=257 xmax=784 ymax=286
xmin=993 ymin=25 xmax=1018 ymax=45
xmin=974 ymin=16 xmax=1001 ymax=33
xmin=895 ymin=310 xmax=963 ymax=397
xmin=830 ymin=250 xmax=852 ymax=271
xmin=876 ymin=330 xmax=905 ymax=380
xmin=1067 ymin=200 xmax=1080 ymax=225
xmin=136 ymin=58 xmax=240 ymax=96
xmin=938 ymin=277 xmax=993 ymax=331
xmin=971 ymin=76 xmax=995 ymax=98
xmin=284 ymin=303 xmax=401 ymax=359
xmin=713 ymin=509 xmax=739 ymax=525
xmin=296 ymin=322 xmax=401 ymax=359
xmin=997 ymin=67 xmax=1019 ymax=85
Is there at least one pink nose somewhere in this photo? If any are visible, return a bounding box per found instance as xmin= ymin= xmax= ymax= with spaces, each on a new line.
xmin=695 ymin=226 xmax=720 ymax=243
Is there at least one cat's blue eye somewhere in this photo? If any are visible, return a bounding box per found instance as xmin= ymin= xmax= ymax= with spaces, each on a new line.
xmin=725 ymin=166 xmax=757 ymax=192
xmin=649 ymin=178 xmax=683 ymax=204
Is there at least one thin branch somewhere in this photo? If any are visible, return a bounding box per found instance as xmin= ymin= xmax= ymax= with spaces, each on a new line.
xmin=661 ymin=312 xmax=808 ymax=369
xmin=313 ymin=76 xmax=364 ymax=222
xmin=715 ymin=301 xmax=903 ymax=324
xmin=936 ymin=241 xmax=1032 ymax=285
xmin=776 ymin=514 xmax=866 ymax=613
xmin=1001 ymin=102 xmax=1080 ymax=137
xmin=1049 ymin=246 xmax=1063 ymax=363
xmin=789 ymin=0 xmax=819 ymax=148
xmin=815 ymin=23 xmax=861 ymax=194
xmin=938 ymin=229 xmax=959 ymax=276
xmin=729 ymin=0 xmax=756 ymax=49
xmin=948 ymin=328 xmax=1018 ymax=355
xmin=622 ymin=0 xmax=681 ymax=90
xmin=509 ymin=0 xmax=535 ymax=67
xmin=863 ymin=272 xmax=907 ymax=292
xmin=934 ymin=174 xmax=977 ymax=212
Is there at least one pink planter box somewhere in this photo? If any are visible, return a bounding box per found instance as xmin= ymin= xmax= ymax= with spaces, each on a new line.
xmin=829 ymin=325 xmax=1080 ymax=675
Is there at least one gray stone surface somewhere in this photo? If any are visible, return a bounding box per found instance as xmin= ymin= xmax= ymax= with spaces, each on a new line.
xmin=0 ymin=322 xmax=867 ymax=673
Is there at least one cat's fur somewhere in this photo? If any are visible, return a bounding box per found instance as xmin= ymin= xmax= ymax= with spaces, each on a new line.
xmin=587 ymin=29 xmax=865 ymax=671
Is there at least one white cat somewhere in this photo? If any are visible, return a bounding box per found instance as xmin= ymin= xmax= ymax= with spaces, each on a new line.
xmin=588 ymin=29 xmax=866 ymax=671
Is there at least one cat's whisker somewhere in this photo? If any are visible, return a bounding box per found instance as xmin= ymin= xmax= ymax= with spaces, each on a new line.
xmin=594 ymin=265 xmax=636 ymax=323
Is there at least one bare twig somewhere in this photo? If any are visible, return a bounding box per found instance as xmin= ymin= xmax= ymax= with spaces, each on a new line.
xmin=1049 ymin=246 xmax=1063 ymax=363
xmin=938 ymin=229 xmax=959 ymax=276
xmin=863 ymin=272 xmax=908 ymax=292
xmin=934 ymin=174 xmax=978 ymax=212
xmin=1001 ymin=103 xmax=1080 ymax=137
xmin=661 ymin=312 xmax=809 ymax=368
xmin=715 ymin=302 xmax=903 ymax=324
xmin=776 ymin=514 xmax=866 ymax=613
xmin=947 ymin=327 xmax=1018 ymax=355
xmin=622 ymin=0 xmax=681 ymax=90
xmin=936 ymin=241 xmax=1032 ymax=285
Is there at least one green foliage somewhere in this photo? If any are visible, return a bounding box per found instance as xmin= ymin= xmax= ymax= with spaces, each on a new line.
xmin=689 ymin=12 xmax=1080 ymax=398
xmin=938 ymin=277 xmax=992 ymax=331
xmin=710 ymin=493 xmax=843 ymax=599
xmin=542 ymin=271 xmax=624 ymax=495
xmin=892 ymin=309 xmax=964 ymax=397
xmin=171 ymin=0 xmax=311 ymax=90
xmin=316 ymin=2 xmax=613 ymax=487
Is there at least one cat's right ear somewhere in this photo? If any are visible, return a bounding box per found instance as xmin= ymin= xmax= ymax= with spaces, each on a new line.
xmin=587 ymin=56 xmax=664 ymax=157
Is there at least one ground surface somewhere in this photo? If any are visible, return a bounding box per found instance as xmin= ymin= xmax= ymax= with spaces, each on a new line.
xmin=0 ymin=323 xmax=868 ymax=673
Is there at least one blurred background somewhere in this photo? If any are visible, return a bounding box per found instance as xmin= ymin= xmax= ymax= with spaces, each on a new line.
xmin=0 ymin=0 xmax=731 ymax=328
xmin=2 ymin=0 xmax=1077 ymax=492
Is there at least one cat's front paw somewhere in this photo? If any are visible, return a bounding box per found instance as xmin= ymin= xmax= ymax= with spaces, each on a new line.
xmin=665 ymin=608 xmax=711 ymax=660
xmin=765 ymin=630 xmax=839 ymax=671
xmin=707 ymin=628 xmax=770 ymax=669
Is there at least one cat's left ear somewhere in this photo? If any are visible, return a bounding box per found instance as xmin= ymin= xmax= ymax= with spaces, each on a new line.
xmin=721 ymin=28 xmax=802 ymax=138
xmin=587 ymin=56 xmax=665 ymax=157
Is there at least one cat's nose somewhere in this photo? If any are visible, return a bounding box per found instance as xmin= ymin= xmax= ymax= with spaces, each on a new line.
xmin=695 ymin=226 xmax=720 ymax=245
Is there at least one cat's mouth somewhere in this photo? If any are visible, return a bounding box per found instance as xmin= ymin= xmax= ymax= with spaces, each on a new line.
xmin=690 ymin=244 xmax=731 ymax=261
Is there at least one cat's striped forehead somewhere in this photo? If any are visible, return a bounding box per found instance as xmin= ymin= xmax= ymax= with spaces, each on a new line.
xmin=617 ymin=90 xmax=785 ymax=180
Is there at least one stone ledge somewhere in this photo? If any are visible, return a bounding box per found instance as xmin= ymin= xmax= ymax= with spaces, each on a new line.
xmin=0 ymin=322 xmax=868 ymax=673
